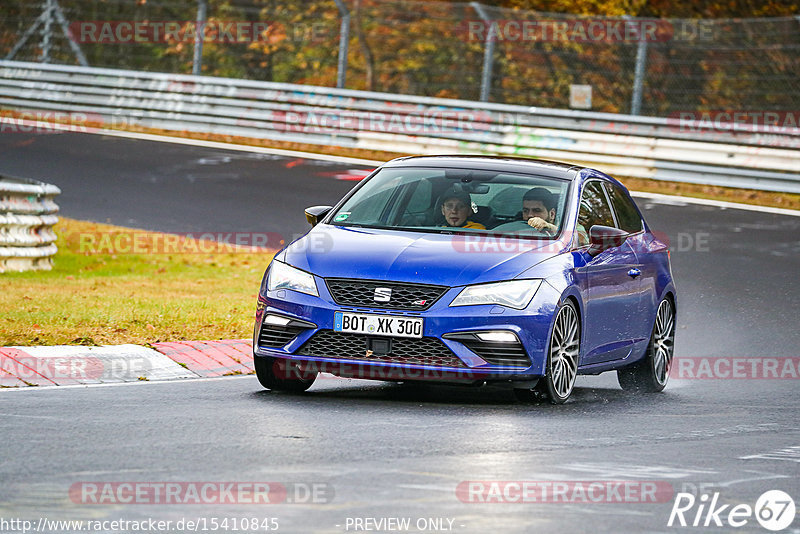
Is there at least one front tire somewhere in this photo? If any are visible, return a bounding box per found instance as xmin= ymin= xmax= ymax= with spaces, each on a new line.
xmin=254 ymin=356 xmax=318 ymax=392
xmin=514 ymin=301 xmax=580 ymax=405
xmin=618 ymin=298 xmax=675 ymax=393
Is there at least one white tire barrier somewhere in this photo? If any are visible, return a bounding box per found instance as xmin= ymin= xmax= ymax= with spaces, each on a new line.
xmin=0 ymin=176 xmax=60 ymax=272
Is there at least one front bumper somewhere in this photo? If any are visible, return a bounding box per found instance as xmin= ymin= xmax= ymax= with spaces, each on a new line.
xmin=253 ymin=278 xmax=561 ymax=381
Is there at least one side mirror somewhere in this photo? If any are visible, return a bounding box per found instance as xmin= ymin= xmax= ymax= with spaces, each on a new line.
xmin=587 ymin=225 xmax=628 ymax=256
xmin=304 ymin=205 xmax=333 ymax=226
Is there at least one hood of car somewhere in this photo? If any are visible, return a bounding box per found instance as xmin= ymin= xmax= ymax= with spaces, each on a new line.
xmin=280 ymin=225 xmax=568 ymax=287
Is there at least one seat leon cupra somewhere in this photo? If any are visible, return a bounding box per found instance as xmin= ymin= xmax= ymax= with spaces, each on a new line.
xmin=253 ymin=156 xmax=676 ymax=403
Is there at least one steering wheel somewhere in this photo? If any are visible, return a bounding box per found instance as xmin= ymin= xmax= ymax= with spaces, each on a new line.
xmin=491 ymin=220 xmax=550 ymax=235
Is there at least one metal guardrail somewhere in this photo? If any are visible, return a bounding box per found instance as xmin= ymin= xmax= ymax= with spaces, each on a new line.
xmin=1 ymin=60 xmax=799 ymax=193
xmin=0 ymin=175 xmax=60 ymax=272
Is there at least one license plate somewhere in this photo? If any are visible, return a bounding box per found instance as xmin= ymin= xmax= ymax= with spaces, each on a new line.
xmin=333 ymin=311 xmax=423 ymax=339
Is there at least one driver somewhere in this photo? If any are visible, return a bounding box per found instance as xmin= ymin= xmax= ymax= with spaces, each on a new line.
xmin=522 ymin=187 xmax=557 ymax=234
xmin=440 ymin=189 xmax=485 ymax=229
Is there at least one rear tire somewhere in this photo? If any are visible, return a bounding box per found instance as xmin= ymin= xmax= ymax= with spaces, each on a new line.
xmin=618 ymin=298 xmax=675 ymax=393
xmin=254 ymin=356 xmax=317 ymax=392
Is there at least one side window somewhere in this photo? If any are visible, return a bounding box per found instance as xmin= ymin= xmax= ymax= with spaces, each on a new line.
xmin=575 ymin=181 xmax=615 ymax=247
xmin=578 ymin=181 xmax=615 ymax=230
xmin=605 ymin=183 xmax=644 ymax=233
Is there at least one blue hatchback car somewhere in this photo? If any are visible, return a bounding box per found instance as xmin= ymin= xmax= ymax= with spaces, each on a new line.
xmin=253 ymin=156 xmax=676 ymax=403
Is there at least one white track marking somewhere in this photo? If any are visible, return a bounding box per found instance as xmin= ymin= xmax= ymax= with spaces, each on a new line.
xmin=13 ymin=120 xmax=382 ymax=166
xmin=97 ymin=129 xmax=382 ymax=166
xmin=559 ymin=462 xmax=717 ymax=479
xmin=633 ymin=191 xmax=800 ymax=217
xmin=0 ymin=412 xmax=61 ymax=419
xmin=740 ymin=445 xmax=800 ymax=463
xmin=712 ymin=472 xmax=792 ymax=487
xmin=0 ymin=373 xmax=254 ymax=392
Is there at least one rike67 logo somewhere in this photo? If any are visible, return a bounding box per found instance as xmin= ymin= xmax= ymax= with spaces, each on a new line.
xmin=668 ymin=490 xmax=796 ymax=531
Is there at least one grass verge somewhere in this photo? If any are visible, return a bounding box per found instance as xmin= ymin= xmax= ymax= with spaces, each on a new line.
xmin=0 ymin=218 xmax=273 ymax=346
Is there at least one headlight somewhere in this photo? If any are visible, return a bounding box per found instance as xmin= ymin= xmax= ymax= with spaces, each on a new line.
xmin=267 ymin=260 xmax=318 ymax=297
xmin=450 ymin=280 xmax=541 ymax=310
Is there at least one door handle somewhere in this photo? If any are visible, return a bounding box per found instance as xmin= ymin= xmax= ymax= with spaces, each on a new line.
xmin=628 ymin=268 xmax=641 ymax=278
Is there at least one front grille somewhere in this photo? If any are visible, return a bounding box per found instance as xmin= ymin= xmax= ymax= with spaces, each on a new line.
xmin=258 ymin=324 xmax=306 ymax=348
xmin=297 ymin=330 xmax=467 ymax=368
xmin=459 ymin=340 xmax=531 ymax=367
xmin=325 ymin=278 xmax=448 ymax=311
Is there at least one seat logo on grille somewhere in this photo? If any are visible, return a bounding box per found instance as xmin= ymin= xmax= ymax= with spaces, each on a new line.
xmin=374 ymin=287 xmax=392 ymax=303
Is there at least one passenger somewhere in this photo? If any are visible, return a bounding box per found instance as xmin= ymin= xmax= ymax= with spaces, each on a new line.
xmin=522 ymin=187 xmax=558 ymax=234
xmin=439 ymin=189 xmax=485 ymax=229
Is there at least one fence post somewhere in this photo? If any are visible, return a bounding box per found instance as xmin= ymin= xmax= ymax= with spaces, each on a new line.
xmin=333 ymin=0 xmax=351 ymax=89
xmin=629 ymin=17 xmax=648 ymax=116
xmin=192 ymin=0 xmax=207 ymax=75
xmin=6 ymin=0 xmax=89 ymax=66
xmin=471 ymin=2 xmax=495 ymax=102
xmin=40 ymin=0 xmax=54 ymax=63
xmin=52 ymin=0 xmax=89 ymax=66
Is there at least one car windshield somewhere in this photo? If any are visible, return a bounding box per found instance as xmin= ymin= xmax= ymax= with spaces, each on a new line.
xmin=328 ymin=166 xmax=571 ymax=239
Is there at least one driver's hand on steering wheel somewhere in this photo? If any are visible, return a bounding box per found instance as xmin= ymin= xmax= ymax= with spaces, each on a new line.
xmin=527 ymin=217 xmax=557 ymax=234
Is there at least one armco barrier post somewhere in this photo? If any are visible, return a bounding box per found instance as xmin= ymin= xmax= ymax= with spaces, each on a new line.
xmin=630 ymin=38 xmax=648 ymax=115
xmin=471 ymin=1 xmax=495 ymax=102
xmin=334 ymin=0 xmax=351 ymax=89
xmin=0 ymin=176 xmax=60 ymax=273
xmin=627 ymin=16 xmax=649 ymax=116
xmin=41 ymin=0 xmax=54 ymax=64
xmin=192 ymin=0 xmax=208 ymax=76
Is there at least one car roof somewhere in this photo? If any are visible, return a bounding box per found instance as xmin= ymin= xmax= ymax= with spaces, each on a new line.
xmin=382 ymin=155 xmax=584 ymax=180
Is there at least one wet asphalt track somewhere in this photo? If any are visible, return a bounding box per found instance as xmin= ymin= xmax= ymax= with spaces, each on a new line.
xmin=0 ymin=131 xmax=798 ymax=533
